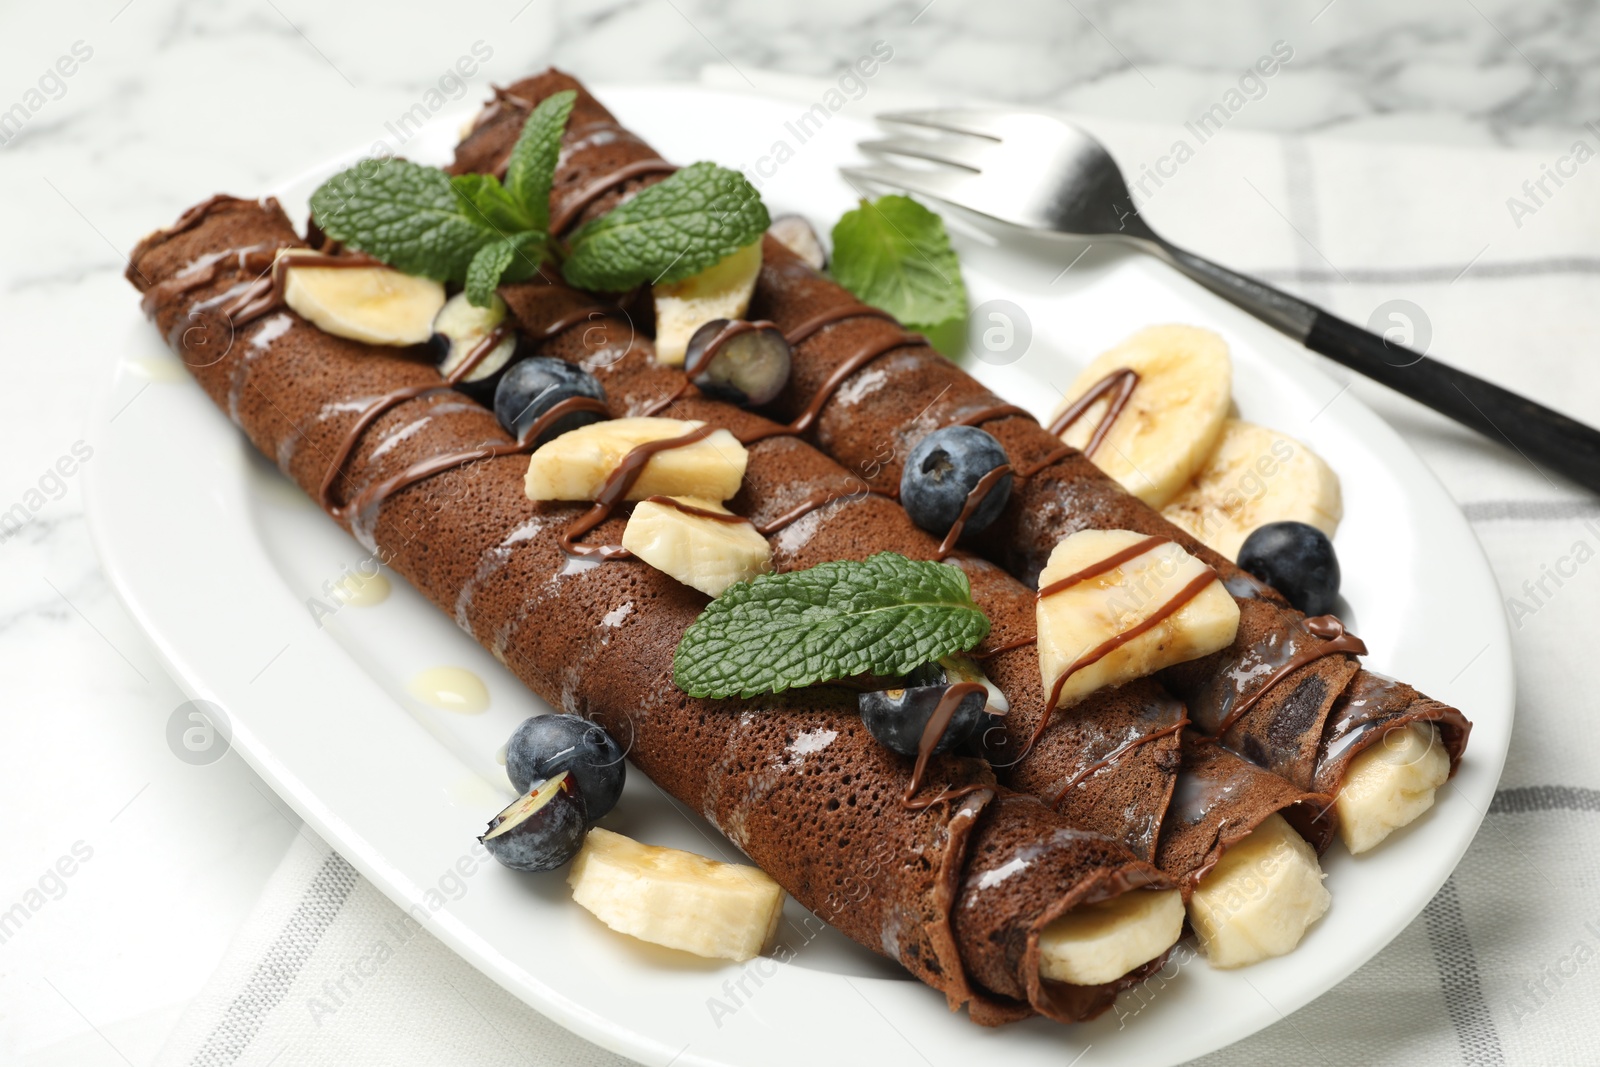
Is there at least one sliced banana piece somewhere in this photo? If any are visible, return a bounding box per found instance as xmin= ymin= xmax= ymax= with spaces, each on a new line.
xmin=1038 ymin=888 xmax=1184 ymax=986
xmin=1037 ymin=530 xmax=1240 ymax=709
xmin=280 ymin=251 xmax=444 ymax=346
xmin=622 ymin=497 xmax=773 ymax=597
xmin=1336 ymin=723 xmax=1450 ymax=854
xmin=569 ymin=827 xmax=785 ymax=962
xmin=1161 ymin=419 xmax=1343 ymax=561
xmin=1188 ymin=813 xmax=1330 ymax=969
xmin=653 ymin=241 xmax=763 ymax=366
xmin=1051 ymin=325 xmax=1232 ymax=508
xmin=524 ymin=417 xmax=747 ymax=503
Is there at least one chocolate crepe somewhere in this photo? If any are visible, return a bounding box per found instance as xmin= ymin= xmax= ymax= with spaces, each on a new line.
xmin=498 ymin=273 xmax=1336 ymax=888
xmin=128 ymin=194 xmax=1179 ymax=1026
xmin=457 ymin=75 xmax=1471 ymax=797
xmin=456 ymin=68 xmax=1337 ymax=886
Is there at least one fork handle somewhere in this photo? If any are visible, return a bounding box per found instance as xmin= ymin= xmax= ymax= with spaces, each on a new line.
xmin=1155 ymin=241 xmax=1600 ymax=494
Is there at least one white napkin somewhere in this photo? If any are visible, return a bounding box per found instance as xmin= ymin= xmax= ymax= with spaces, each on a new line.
xmin=155 ymin=70 xmax=1600 ymax=1067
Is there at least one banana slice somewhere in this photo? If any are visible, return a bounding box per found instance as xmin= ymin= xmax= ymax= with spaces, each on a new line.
xmin=280 ymin=251 xmax=444 ymax=346
xmin=1161 ymin=419 xmax=1342 ymax=561
xmin=1051 ymin=325 xmax=1232 ymax=508
xmin=569 ymin=828 xmax=785 ymax=962
xmin=1188 ymin=813 xmax=1330 ymax=969
xmin=524 ymin=417 xmax=747 ymax=503
xmin=654 ymin=242 xmax=763 ymax=366
xmin=1037 ymin=530 xmax=1239 ymax=709
xmin=622 ymin=497 xmax=773 ymax=597
xmin=1336 ymin=723 xmax=1450 ymax=854
xmin=1038 ymin=888 xmax=1184 ymax=986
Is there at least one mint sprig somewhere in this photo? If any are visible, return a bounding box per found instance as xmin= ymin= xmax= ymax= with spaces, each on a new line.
xmin=672 ymin=553 xmax=990 ymax=699
xmin=310 ymin=91 xmax=578 ymax=306
xmin=562 ymin=162 xmax=770 ymax=292
xmin=309 ymin=90 xmax=770 ymax=309
xmin=829 ymin=195 xmax=967 ymax=332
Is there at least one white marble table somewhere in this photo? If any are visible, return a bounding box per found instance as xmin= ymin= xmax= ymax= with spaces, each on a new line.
xmin=0 ymin=1 xmax=1589 ymax=1062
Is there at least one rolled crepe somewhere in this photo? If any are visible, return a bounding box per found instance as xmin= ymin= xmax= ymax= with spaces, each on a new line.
xmin=498 ymin=273 xmax=1336 ymax=891
xmin=449 ymin=72 xmax=1465 ymax=800
xmin=750 ymin=243 xmax=1471 ymax=798
xmin=128 ymin=194 xmax=1179 ymax=1026
xmin=460 ymin=70 xmax=1337 ymax=885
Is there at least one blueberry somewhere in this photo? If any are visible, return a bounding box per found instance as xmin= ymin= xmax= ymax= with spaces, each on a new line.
xmin=859 ymin=662 xmax=988 ymax=757
xmin=685 ymin=319 xmax=792 ymax=407
xmin=1237 ymin=521 xmax=1341 ymax=617
xmin=506 ymin=714 xmax=626 ymax=819
xmin=480 ymin=772 xmax=589 ymax=872
xmin=493 ymin=358 xmax=606 ymax=446
xmin=431 ymin=292 xmax=524 ymax=404
xmin=900 ymin=426 xmax=1013 ymax=540
xmin=767 ymin=215 xmax=827 ymax=270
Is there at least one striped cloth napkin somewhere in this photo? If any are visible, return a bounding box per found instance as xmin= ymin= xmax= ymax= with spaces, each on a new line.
xmin=154 ymin=72 xmax=1600 ymax=1067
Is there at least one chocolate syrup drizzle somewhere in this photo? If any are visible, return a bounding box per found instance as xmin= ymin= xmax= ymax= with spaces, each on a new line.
xmin=1030 ymin=536 xmax=1219 ymax=758
xmin=682 ymin=319 xmax=778 ymax=378
xmin=1211 ymin=615 xmax=1368 ymax=736
xmin=901 ymin=682 xmax=995 ymax=811
xmin=934 ymin=463 xmax=1013 ymax=560
xmin=548 ymin=158 xmax=681 ymax=236
xmin=318 ymin=304 xmax=610 ymax=515
xmin=557 ymin=425 xmax=719 ymax=558
xmin=1045 ymin=368 xmax=1140 ymax=455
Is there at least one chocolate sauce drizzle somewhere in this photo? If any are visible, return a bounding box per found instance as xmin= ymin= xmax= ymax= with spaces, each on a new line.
xmin=1049 ymin=719 xmax=1190 ymax=808
xmin=558 ymin=425 xmax=719 ymax=558
xmin=934 ymin=463 xmax=1013 ymax=560
xmin=1211 ymin=615 xmax=1368 ymax=736
xmin=1029 ymin=537 xmax=1219 ymax=757
xmin=318 ymin=305 xmax=612 ymax=514
xmin=901 ymin=681 xmax=994 ymax=811
xmin=1045 ymin=368 xmax=1140 ymax=455
xmin=682 ymin=319 xmax=778 ymax=378
xmin=549 ymin=158 xmax=681 ymax=236
xmin=222 ymin=251 xmax=386 ymax=331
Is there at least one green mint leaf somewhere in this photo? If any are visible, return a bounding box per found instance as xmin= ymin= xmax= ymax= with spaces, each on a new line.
xmin=829 ymin=195 xmax=967 ymax=331
xmin=451 ymin=173 xmax=538 ymax=235
xmin=309 ymin=159 xmax=493 ymax=282
xmin=465 ymin=231 xmax=548 ymax=306
xmin=562 ymin=161 xmax=770 ymax=292
xmin=505 ymin=90 xmax=575 ymax=231
xmin=465 ymin=240 xmax=518 ymax=307
xmin=672 ymin=552 xmax=991 ymax=699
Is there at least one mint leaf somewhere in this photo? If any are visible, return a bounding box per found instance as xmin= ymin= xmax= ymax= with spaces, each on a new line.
xmin=672 ymin=553 xmax=990 ymax=699
xmin=506 ymin=90 xmax=575 ymax=231
xmin=562 ymin=161 xmax=770 ymax=292
xmin=465 ymin=231 xmax=546 ymax=306
xmin=465 ymin=240 xmax=518 ymax=307
xmin=309 ymin=159 xmax=493 ymax=282
xmin=450 ymin=173 xmax=537 ymax=235
xmin=830 ymin=195 xmax=967 ymax=331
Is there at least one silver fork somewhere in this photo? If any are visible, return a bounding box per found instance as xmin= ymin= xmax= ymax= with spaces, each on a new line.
xmin=845 ymin=108 xmax=1600 ymax=495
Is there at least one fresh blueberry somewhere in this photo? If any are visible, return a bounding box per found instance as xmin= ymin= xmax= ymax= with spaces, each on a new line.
xmin=430 ymin=292 xmax=524 ymax=404
xmin=1237 ymin=521 xmax=1341 ymax=617
xmin=493 ymin=358 xmax=606 ymax=446
xmin=685 ymin=319 xmax=792 ymax=407
xmin=859 ymin=662 xmax=988 ymax=758
xmin=480 ymin=772 xmax=589 ymax=872
xmin=506 ymin=714 xmax=626 ymax=819
xmin=900 ymin=426 xmax=1013 ymax=540
xmin=767 ymin=215 xmax=828 ymax=270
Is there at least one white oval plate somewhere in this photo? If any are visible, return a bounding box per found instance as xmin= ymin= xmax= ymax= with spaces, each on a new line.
xmin=86 ymin=85 xmax=1511 ymax=1067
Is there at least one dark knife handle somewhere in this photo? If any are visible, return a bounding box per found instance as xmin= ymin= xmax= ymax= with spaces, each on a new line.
xmin=1305 ymin=310 xmax=1600 ymax=494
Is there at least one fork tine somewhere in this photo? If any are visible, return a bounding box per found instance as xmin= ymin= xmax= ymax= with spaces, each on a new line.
xmin=838 ymin=163 xmax=975 ymax=206
xmin=858 ymin=135 xmax=986 ymax=172
xmin=876 ymin=108 xmax=1009 ymax=141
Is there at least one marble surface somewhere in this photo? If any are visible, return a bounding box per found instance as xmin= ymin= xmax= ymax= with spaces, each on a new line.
xmin=0 ymin=0 xmax=1595 ymax=1062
